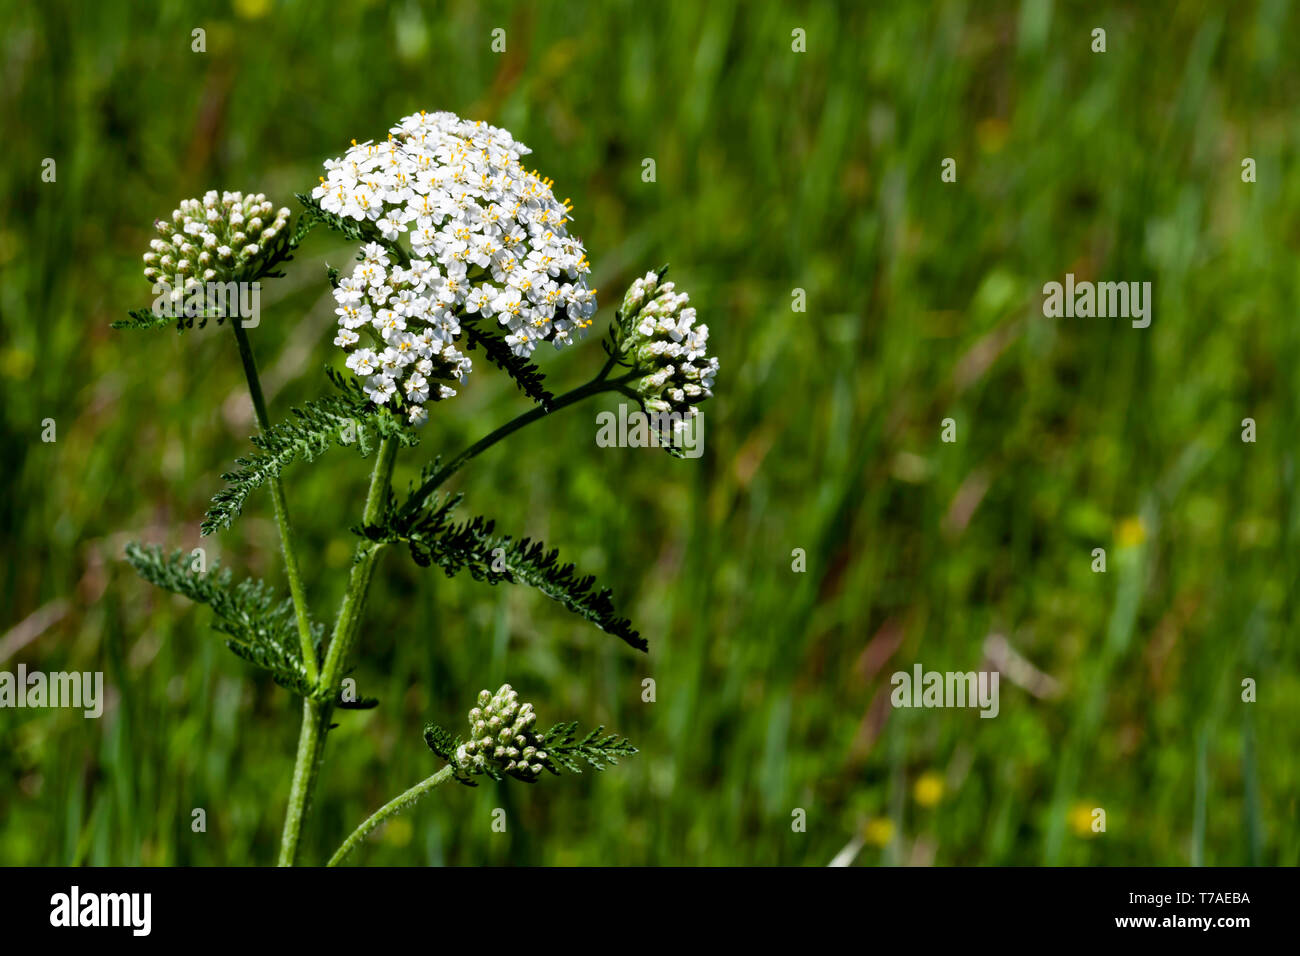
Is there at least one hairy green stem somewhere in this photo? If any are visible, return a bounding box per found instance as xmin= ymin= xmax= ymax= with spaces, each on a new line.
xmin=319 ymin=436 xmax=400 ymax=685
xmin=326 ymin=765 xmax=455 ymax=867
xmin=279 ymin=369 xmax=634 ymax=866
xmin=277 ymin=436 xmax=400 ymax=866
xmin=277 ymin=696 xmax=328 ymax=866
xmin=231 ymin=320 xmax=318 ymax=685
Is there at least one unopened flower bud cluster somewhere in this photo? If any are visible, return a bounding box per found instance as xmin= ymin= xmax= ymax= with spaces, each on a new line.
xmin=454 ymin=684 xmax=548 ymax=781
xmin=141 ymin=191 xmax=290 ymax=302
xmin=617 ymin=271 xmax=719 ymax=432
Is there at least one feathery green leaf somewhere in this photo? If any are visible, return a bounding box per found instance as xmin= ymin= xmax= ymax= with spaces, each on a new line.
xmin=537 ymin=722 xmax=638 ymax=773
xmin=111 ymin=307 xmax=183 ymax=332
xmin=295 ymin=192 xmax=410 ymax=265
xmin=123 ymin=542 xmax=321 ymax=697
xmin=359 ymin=491 xmax=646 ymax=652
xmin=294 ymin=192 xmax=369 ymax=242
xmin=423 ymin=723 xmax=461 ymax=764
xmin=201 ymin=372 xmax=417 ymax=536
xmin=461 ymin=318 xmax=554 ymax=408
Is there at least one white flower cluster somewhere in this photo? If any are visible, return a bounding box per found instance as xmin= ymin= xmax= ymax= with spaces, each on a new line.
xmin=336 ymin=243 xmax=473 ymax=425
xmin=142 ymin=191 xmax=290 ymax=298
xmin=453 ymin=684 xmax=548 ymax=782
xmin=314 ymin=111 xmax=599 ymax=424
xmin=617 ymin=271 xmax=718 ymax=433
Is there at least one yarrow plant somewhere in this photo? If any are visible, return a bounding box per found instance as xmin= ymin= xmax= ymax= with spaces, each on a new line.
xmin=118 ymin=110 xmax=718 ymax=866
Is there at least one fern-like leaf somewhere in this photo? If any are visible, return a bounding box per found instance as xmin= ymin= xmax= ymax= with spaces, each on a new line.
xmin=337 ymin=695 xmax=380 ymax=710
xmin=537 ymin=722 xmax=638 ymax=773
xmin=461 ymin=318 xmax=554 ymax=408
xmin=203 ymin=396 xmax=366 ymax=535
xmin=202 ymin=373 xmax=417 ymax=536
xmin=123 ymin=543 xmax=320 ymax=697
xmin=360 ymin=494 xmax=646 ymax=652
xmin=294 ymin=192 xmax=369 ymax=242
xmin=423 ymin=723 xmax=461 ymax=763
xmin=295 ymin=193 xmax=410 ymax=266
xmin=111 ymin=307 xmax=183 ymax=332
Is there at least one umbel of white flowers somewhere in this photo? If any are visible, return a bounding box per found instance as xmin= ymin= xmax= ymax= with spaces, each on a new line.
xmin=142 ymin=191 xmax=291 ymax=294
xmin=319 ymin=110 xmax=599 ymax=426
xmin=455 ymin=684 xmax=548 ymax=781
xmin=616 ymin=269 xmax=718 ymax=431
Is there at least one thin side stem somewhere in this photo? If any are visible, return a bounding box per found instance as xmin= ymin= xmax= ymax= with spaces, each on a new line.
xmin=278 ymin=370 xmax=633 ymax=866
xmin=400 ymin=370 xmax=638 ymax=519
xmin=231 ymin=320 xmax=319 ymax=685
xmin=326 ymin=765 xmax=455 ymax=867
xmin=277 ymin=435 xmax=400 ymax=866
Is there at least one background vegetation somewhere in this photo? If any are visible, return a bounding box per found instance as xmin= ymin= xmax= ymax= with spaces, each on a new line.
xmin=1 ymin=0 xmax=1296 ymax=866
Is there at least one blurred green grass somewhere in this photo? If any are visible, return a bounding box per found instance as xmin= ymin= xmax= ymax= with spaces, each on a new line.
xmin=1 ymin=0 xmax=1297 ymax=865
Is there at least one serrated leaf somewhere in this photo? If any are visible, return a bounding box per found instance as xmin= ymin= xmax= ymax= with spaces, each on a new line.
xmin=360 ymin=493 xmax=646 ymax=652
xmin=295 ymin=193 xmax=410 ymax=265
xmin=123 ymin=543 xmax=320 ymax=697
xmin=423 ymin=723 xmax=461 ymax=763
xmin=111 ymin=307 xmax=182 ymax=332
xmin=202 ymin=372 xmax=418 ymax=536
xmin=461 ymin=318 xmax=554 ymax=408
xmin=295 ymin=192 xmax=369 ymax=242
xmin=538 ymin=722 xmax=637 ymax=773
xmin=336 ymin=695 xmax=380 ymax=710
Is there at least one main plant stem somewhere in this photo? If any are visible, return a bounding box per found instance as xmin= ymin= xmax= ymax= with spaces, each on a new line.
xmin=326 ymin=766 xmax=454 ymax=867
xmin=277 ymin=435 xmax=399 ymax=866
xmin=231 ymin=320 xmax=318 ymax=684
xmin=277 ymin=365 xmax=634 ymax=866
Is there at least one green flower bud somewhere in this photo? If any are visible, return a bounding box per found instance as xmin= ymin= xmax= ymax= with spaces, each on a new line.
xmin=140 ymin=189 xmax=293 ymax=289
xmin=454 ymin=683 xmax=553 ymax=783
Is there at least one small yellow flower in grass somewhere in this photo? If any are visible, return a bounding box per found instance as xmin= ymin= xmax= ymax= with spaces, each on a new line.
xmin=976 ymin=117 xmax=1009 ymax=154
xmin=233 ymin=0 xmax=271 ymax=19
xmin=1068 ymin=802 xmax=1101 ymax=838
xmin=863 ymin=817 xmax=894 ymax=847
xmin=913 ymin=771 xmax=944 ymax=808
xmin=0 ymin=348 xmax=34 ymax=381
xmin=1116 ymin=516 xmax=1146 ymax=548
